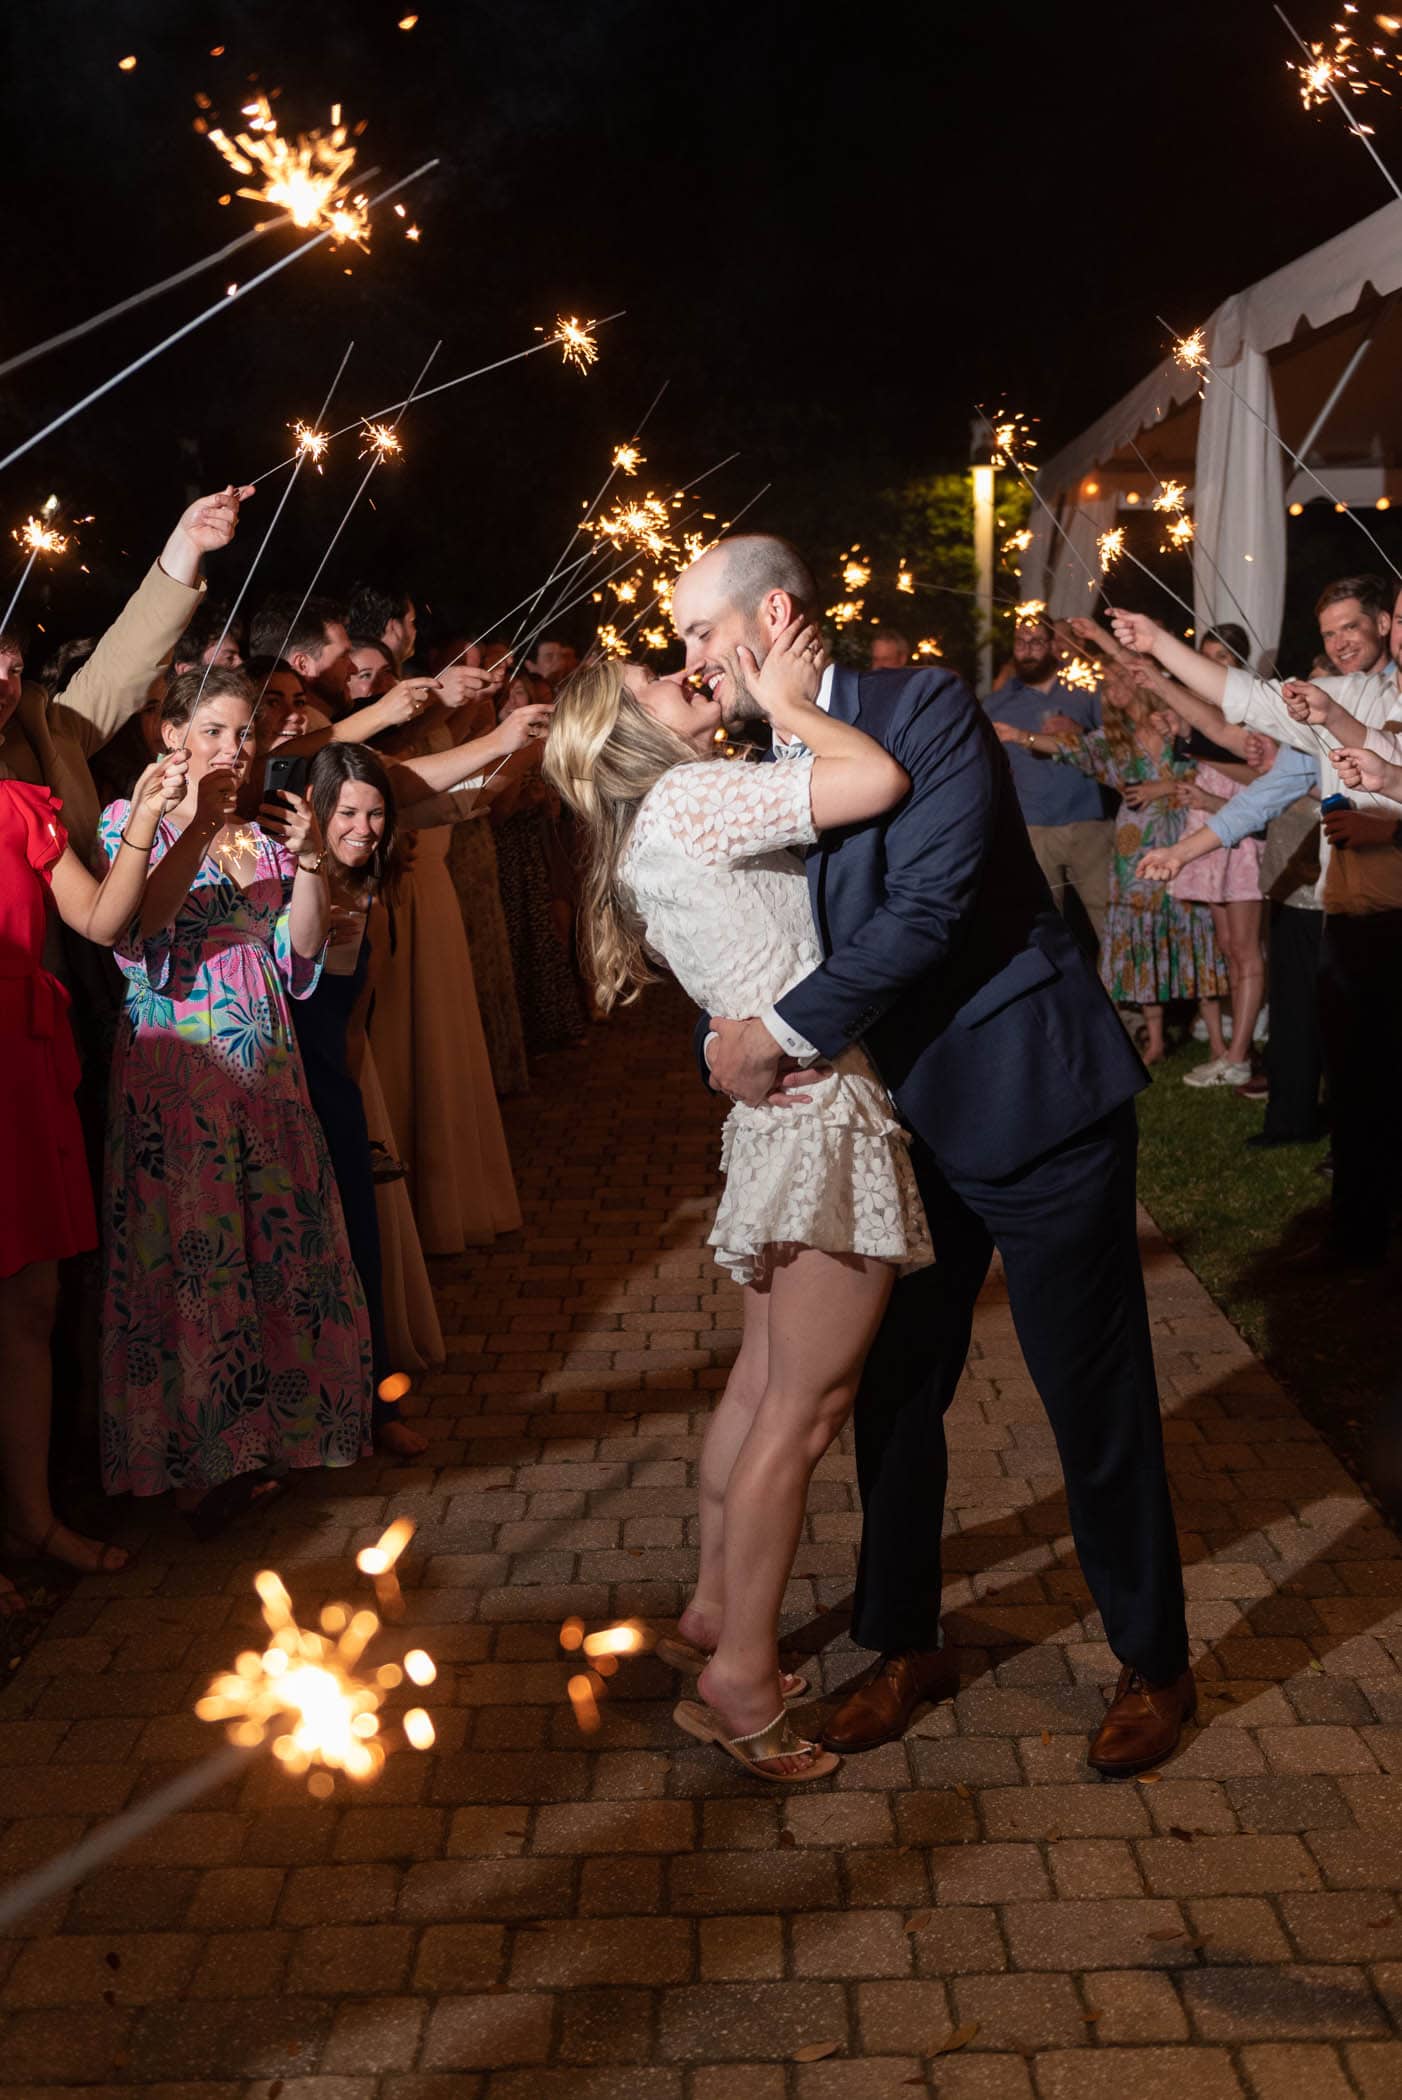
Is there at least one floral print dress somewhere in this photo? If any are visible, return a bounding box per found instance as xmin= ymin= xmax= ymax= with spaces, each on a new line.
xmin=98 ymin=804 xmax=374 ymax=1497
xmin=1057 ymin=731 xmax=1229 ymax=1005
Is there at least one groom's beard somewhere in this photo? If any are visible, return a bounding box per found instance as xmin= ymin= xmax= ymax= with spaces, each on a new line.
xmin=718 ymin=646 xmax=766 ymax=727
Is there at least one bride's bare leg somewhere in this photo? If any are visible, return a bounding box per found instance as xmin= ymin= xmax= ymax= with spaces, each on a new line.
xmin=698 ymin=1248 xmax=893 ymax=1771
xmin=677 ymin=1282 xmax=770 ymax=1654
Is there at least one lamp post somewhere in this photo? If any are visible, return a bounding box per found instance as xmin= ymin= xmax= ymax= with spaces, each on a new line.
xmin=969 ymin=419 xmax=996 ymax=696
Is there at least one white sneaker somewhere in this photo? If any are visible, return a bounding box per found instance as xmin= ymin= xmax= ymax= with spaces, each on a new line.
xmin=1183 ymin=1057 xmax=1251 ymax=1089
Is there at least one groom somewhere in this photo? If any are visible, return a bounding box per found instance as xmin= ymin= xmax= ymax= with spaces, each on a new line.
xmin=672 ymin=534 xmax=1193 ymax=1775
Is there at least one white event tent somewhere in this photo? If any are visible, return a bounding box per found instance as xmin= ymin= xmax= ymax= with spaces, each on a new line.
xmin=1023 ymin=198 xmax=1402 ymax=667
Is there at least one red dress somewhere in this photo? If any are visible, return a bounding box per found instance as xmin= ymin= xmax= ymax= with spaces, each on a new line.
xmin=0 ymin=781 xmax=97 ymax=1275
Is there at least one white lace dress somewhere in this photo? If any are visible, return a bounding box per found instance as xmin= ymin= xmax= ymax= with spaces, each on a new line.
xmin=620 ymin=754 xmax=932 ymax=1285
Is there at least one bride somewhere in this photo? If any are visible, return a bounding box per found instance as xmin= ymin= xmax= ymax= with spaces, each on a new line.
xmin=545 ymin=620 xmax=931 ymax=1782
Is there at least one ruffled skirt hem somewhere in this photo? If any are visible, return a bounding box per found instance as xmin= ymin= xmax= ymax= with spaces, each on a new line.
xmin=708 ymin=1072 xmax=934 ymax=1287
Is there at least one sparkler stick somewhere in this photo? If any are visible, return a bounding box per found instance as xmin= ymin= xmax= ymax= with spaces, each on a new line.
xmin=0 ymin=1741 xmax=257 ymax=1932
xmin=235 ymin=342 xmax=441 ymax=759
xmin=508 ymin=381 xmax=672 ymax=650
xmin=180 ymin=342 xmax=356 ymax=745
xmin=249 ymin=313 xmax=628 ymax=486
xmin=1276 ymin=3 xmax=1402 ymax=202
xmin=1160 ymin=315 xmax=1402 ymax=580
xmin=0 ymin=162 xmax=437 ymax=478
xmin=1123 ymin=436 xmax=1271 ymax=662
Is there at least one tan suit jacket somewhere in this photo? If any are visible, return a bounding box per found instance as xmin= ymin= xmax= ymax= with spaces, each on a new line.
xmin=2 ymin=561 xmax=203 ymax=866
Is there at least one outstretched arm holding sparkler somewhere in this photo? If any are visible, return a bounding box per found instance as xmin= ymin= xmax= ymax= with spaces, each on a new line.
xmin=1279 ymin=680 xmax=1402 ymax=766
xmin=390 ymin=701 xmax=555 ymax=816
xmin=1332 ymin=746 xmax=1402 ymax=809
xmin=54 ymin=488 xmax=251 ymax=757
xmin=51 ymin=753 xmax=190 ymax=943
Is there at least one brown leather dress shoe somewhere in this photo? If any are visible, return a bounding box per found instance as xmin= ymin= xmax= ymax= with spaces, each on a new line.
xmin=1087 ymin=1664 xmax=1196 ymax=1777
xmin=820 ymin=1648 xmax=957 ymax=1753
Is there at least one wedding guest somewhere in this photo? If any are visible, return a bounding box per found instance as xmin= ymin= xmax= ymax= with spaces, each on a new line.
xmin=244 ymin=656 xmax=312 ymax=747
xmin=445 ymin=679 xmax=531 ymax=1094
xmin=172 ymin=602 xmax=243 ymax=675
xmin=367 ymin=705 xmax=523 ymax=1254
xmin=249 ymin=595 xmax=353 ymax=721
xmin=990 ymin=611 xmax=1114 ymax=950
xmin=529 ymin=636 xmax=579 ymax=691
xmin=0 ymin=488 xmax=246 ymax=865
xmin=1116 ymin=597 xmax=1402 ymax=1268
xmin=297 ymin=742 xmax=430 ymax=1457
xmin=98 ymin=666 xmax=373 ymax=1533
xmin=1000 ymin=648 xmax=1227 ymax=1064
xmin=0 ymin=750 xmax=188 ymax=1594
xmin=1115 ymin=624 xmax=1266 ymax=1087
xmin=346 ymin=584 xmax=417 ymax=675
xmin=870 ymin=628 xmax=912 ymax=670
xmin=345 ymin=637 xmax=396 ymax=707
xmin=492 ymin=671 xmax=587 ymax=1053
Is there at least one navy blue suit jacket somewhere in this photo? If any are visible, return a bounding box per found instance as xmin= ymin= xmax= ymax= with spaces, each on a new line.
xmin=768 ymin=662 xmax=1146 ymax=1182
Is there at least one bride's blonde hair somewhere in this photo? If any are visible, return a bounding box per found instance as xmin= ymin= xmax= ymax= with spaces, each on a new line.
xmin=543 ymin=659 xmax=699 ymax=1011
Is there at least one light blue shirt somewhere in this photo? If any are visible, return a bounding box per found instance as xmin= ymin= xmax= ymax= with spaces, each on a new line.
xmin=1205 ymin=745 xmax=1319 ymax=851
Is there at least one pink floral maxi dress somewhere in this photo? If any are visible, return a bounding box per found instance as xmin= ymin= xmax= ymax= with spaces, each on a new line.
xmin=98 ymin=804 xmax=374 ymax=1497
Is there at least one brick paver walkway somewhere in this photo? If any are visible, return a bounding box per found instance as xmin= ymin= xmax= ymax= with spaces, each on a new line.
xmin=3 ymin=983 xmax=1401 ymax=2100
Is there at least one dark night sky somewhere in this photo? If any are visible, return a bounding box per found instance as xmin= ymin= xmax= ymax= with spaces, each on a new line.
xmin=0 ymin=0 xmax=1390 ymax=649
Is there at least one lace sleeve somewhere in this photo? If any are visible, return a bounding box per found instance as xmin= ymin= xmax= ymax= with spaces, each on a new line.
xmin=644 ymin=756 xmax=818 ymax=868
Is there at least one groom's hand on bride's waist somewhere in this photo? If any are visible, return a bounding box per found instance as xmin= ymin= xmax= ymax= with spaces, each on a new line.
xmin=706 ymin=1015 xmax=830 ymax=1107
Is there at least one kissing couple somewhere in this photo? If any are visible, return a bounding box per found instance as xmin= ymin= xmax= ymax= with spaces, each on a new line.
xmin=545 ymin=533 xmax=1194 ymax=1786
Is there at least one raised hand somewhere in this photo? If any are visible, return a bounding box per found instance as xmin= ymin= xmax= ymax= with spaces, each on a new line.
xmin=258 ymin=789 xmax=323 ymax=866
xmin=497 ymin=701 xmax=555 ymax=751
xmin=131 ymin=750 xmax=190 ymax=820
xmin=378 ymin=677 xmax=440 ymax=726
xmin=1244 ymin=730 xmax=1277 ymax=773
xmin=1331 ymin=745 xmax=1400 ymax=797
xmin=1137 ymin=846 xmax=1182 ymax=883
xmin=1108 ymin=608 xmax=1162 ymax=657
xmin=194 ymin=764 xmax=240 ymax=830
xmin=1280 ymin=679 xmax=1333 ymax=726
xmin=178 ymin=486 xmax=252 ymax=556
xmin=434 ymin=665 xmax=501 ymax=712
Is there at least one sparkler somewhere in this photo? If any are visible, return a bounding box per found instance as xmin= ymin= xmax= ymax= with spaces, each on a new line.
xmin=1059 ymin=655 xmax=1101 ymax=692
xmin=842 ymin=556 xmax=872 ymax=592
xmin=1097 ymin=527 xmax=1127 ymax=574
xmin=1157 ymin=314 xmax=1402 ymax=580
xmin=1152 ymin=480 xmax=1188 ymax=514
xmin=182 ymin=340 xmax=356 ymax=744
xmin=1014 ymin=598 xmax=1049 ymax=624
xmin=827 ymin=600 xmax=863 ymax=627
xmin=896 ymin=566 xmax=915 ymax=593
xmin=249 ymin=315 xmax=631 ymax=487
xmin=0 ymin=501 xmax=71 ymax=634
xmin=292 ymin=420 xmax=332 ymax=470
xmin=1003 ymin=528 xmax=1033 ymax=556
xmin=915 ymin=637 xmax=944 ymax=659
xmin=358 ymin=420 xmax=403 ymax=462
xmin=1278 ymin=4 xmax=1402 ymax=200
xmin=612 ymin=443 xmax=645 ymax=476
xmin=1172 ymin=326 xmax=1209 ymax=375
xmin=0 ymin=1560 xmax=437 ymax=1930
xmin=0 ymin=163 xmax=435 ymax=477
xmin=543 ymin=315 xmax=601 ymax=370
xmin=988 ymin=409 xmax=1038 ymax=468
xmin=205 ymin=93 xmax=370 ymax=244
xmin=1124 ymin=437 xmax=1269 ymax=663
xmin=236 ymin=341 xmax=439 ymax=760
xmin=1166 ymin=513 xmax=1196 ymax=551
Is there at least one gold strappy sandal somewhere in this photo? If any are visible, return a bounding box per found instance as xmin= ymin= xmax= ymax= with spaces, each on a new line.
xmin=673 ymin=1699 xmax=839 ymax=1783
xmin=656 ymin=1635 xmax=809 ymax=1703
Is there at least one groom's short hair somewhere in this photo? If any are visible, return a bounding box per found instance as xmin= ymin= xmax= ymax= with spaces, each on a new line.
xmin=714 ymin=534 xmax=818 ymax=618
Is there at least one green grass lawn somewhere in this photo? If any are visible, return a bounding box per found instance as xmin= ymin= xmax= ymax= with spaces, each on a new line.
xmin=1136 ymin=1035 xmax=1398 ymax=1509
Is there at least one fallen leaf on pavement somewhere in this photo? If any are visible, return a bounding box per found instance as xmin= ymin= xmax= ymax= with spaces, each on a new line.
xmin=1137 ymin=1771 xmax=1162 ymax=1784
xmin=1040 ymin=1730 xmax=1051 ymax=1745
xmin=793 ymin=2040 xmax=842 ymax=2062
xmin=777 ymin=1828 xmax=797 ymax=1849
xmin=1082 ymin=2008 xmax=1103 ymax=2023
xmin=953 ymin=1782 xmax=972 ymax=1801
xmin=903 ymin=1910 xmax=933 ymax=1934
xmin=931 ymin=2021 xmax=980 ymax=2055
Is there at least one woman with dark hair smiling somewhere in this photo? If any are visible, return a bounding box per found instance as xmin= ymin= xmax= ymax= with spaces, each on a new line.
xmin=297 ymin=742 xmax=433 ymax=1457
